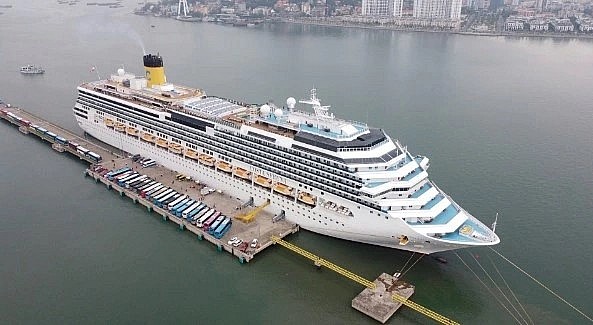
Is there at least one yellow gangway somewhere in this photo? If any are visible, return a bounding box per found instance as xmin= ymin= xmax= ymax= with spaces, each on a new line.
xmin=236 ymin=200 xmax=270 ymax=223
xmin=270 ymin=236 xmax=460 ymax=325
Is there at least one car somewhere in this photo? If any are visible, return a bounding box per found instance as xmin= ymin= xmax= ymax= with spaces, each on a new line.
xmin=232 ymin=239 xmax=243 ymax=247
xmin=227 ymin=237 xmax=238 ymax=245
xmin=250 ymin=238 xmax=258 ymax=248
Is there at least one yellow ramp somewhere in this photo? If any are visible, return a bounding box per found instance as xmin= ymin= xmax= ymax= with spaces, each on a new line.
xmin=270 ymin=236 xmax=460 ymax=325
xmin=236 ymin=200 xmax=270 ymax=223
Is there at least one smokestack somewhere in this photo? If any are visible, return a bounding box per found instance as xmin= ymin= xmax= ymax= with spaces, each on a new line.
xmin=143 ymin=54 xmax=166 ymax=88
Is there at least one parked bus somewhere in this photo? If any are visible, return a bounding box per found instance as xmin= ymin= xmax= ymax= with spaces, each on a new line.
xmin=174 ymin=200 xmax=196 ymax=217
xmin=125 ymin=175 xmax=147 ymax=188
xmin=55 ymin=136 xmax=68 ymax=145
xmin=181 ymin=202 xmax=203 ymax=219
xmin=161 ymin=193 xmax=181 ymax=207
xmin=188 ymin=205 xmax=208 ymax=223
xmin=87 ymin=151 xmax=102 ymax=163
xmin=141 ymin=183 xmax=162 ymax=198
xmin=45 ymin=131 xmax=58 ymax=140
xmin=196 ymin=209 xmax=215 ymax=228
xmin=68 ymin=141 xmax=79 ymax=150
xmin=206 ymin=216 xmax=225 ymax=234
xmin=118 ymin=173 xmax=139 ymax=187
xmin=200 ymin=212 xmax=219 ymax=230
xmin=76 ymin=146 xmax=89 ymax=156
xmin=152 ymin=188 xmax=175 ymax=204
xmin=187 ymin=203 xmax=208 ymax=225
xmin=136 ymin=180 xmax=156 ymax=192
xmin=170 ymin=198 xmax=190 ymax=212
xmin=141 ymin=159 xmax=156 ymax=168
xmin=147 ymin=187 xmax=168 ymax=201
xmin=167 ymin=195 xmax=188 ymax=210
xmin=114 ymin=171 xmax=135 ymax=184
xmin=155 ymin=190 xmax=176 ymax=206
xmin=127 ymin=176 xmax=148 ymax=188
xmin=105 ymin=167 xmax=131 ymax=180
xmin=36 ymin=127 xmax=48 ymax=134
xmin=213 ymin=217 xmax=232 ymax=239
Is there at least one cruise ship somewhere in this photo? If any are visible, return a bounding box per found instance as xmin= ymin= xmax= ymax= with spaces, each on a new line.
xmin=73 ymin=54 xmax=500 ymax=254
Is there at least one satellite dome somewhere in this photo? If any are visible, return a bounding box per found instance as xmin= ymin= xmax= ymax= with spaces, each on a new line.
xmin=286 ymin=97 xmax=296 ymax=109
xmin=117 ymin=68 xmax=125 ymax=76
xmin=260 ymin=104 xmax=271 ymax=115
xmin=274 ymin=108 xmax=283 ymax=118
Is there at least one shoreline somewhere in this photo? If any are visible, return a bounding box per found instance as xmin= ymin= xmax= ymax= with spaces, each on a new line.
xmin=279 ymin=19 xmax=593 ymax=40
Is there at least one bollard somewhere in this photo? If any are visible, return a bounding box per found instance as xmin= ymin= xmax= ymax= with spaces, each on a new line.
xmin=217 ymin=244 xmax=223 ymax=252
xmin=197 ymin=233 xmax=203 ymax=241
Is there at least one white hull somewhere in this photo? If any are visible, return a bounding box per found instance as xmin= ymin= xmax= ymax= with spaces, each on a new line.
xmin=75 ymin=113 xmax=478 ymax=254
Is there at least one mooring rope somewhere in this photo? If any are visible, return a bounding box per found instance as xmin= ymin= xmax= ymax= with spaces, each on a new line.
xmin=489 ymin=247 xmax=593 ymax=323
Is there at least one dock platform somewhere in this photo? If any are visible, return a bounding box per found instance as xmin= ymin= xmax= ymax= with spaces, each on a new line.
xmin=1 ymin=103 xmax=298 ymax=263
xmin=352 ymin=273 xmax=415 ymax=323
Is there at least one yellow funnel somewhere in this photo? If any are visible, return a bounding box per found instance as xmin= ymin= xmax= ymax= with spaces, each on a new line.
xmin=143 ymin=54 xmax=166 ymax=87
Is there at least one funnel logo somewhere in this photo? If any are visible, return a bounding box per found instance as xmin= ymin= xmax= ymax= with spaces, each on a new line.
xmin=145 ymin=70 xmax=151 ymax=81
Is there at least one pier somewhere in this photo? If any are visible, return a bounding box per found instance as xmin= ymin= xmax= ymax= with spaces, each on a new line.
xmin=1 ymin=102 xmax=458 ymax=323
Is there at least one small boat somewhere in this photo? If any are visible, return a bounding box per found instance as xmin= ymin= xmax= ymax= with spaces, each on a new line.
xmin=298 ymin=192 xmax=316 ymax=206
xmin=185 ymin=148 xmax=199 ymax=159
xmin=233 ymin=167 xmax=251 ymax=180
xmin=115 ymin=122 xmax=126 ymax=132
xmin=168 ymin=143 xmax=183 ymax=154
xmin=156 ymin=138 xmax=168 ymax=148
xmin=273 ymin=182 xmax=293 ymax=196
xmin=141 ymin=133 xmax=155 ymax=143
xmin=216 ymin=161 xmax=232 ymax=173
xmin=126 ymin=126 xmax=139 ymax=136
xmin=20 ymin=65 xmax=45 ymax=74
xmin=198 ymin=154 xmax=215 ymax=166
xmin=254 ymin=175 xmax=272 ymax=188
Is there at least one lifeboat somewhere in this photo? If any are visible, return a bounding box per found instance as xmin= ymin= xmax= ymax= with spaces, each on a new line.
xmin=105 ymin=118 xmax=114 ymax=128
xmin=254 ymin=175 xmax=272 ymax=188
xmin=298 ymin=192 xmax=316 ymax=206
xmin=115 ymin=122 xmax=126 ymax=132
xmin=233 ymin=167 xmax=251 ymax=180
xmin=156 ymin=138 xmax=168 ymax=148
xmin=273 ymin=182 xmax=293 ymax=196
xmin=198 ymin=154 xmax=215 ymax=166
xmin=216 ymin=161 xmax=232 ymax=173
xmin=185 ymin=148 xmax=199 ymax=160
xmin=141 ymin=133 xmax=155 ymax=143
xmin=168 ymin=143 xmax=183 ymax=154
xmin=126 ymin=126 xmax=139 ymax=137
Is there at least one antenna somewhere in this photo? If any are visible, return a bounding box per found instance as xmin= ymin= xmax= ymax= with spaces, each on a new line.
xmin=492 ymin=212 xmax=499 ymax=233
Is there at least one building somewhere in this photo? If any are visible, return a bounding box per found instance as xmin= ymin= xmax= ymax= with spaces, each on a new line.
xmin=527 ymin=19 xmax=549 ymax=31
xmin=362 ymin=0 xmax=393 ymax=16
xmin=505 ymin=17 xmax=525 ymax=30
xmin=551 ymin=18 xmax=574 ymax=32
xmin=535 ymin=0 xmax=547 ymax=12
xmin=577 ymin=18 xmax=593 ymax=32
xmin=393 ymin=0 xmax=404 ymax=17
xmin=413 ymin=0 xmax=462 ymax=19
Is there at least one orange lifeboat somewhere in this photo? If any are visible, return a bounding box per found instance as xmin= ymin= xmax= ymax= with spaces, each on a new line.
xmin=141 ymin=133 xmax=155 ymax=143
xmin=168 ymin=143 xmax=183 ymax=154
xmin=298 ymin=191 xmax=316 ymax=206
xmin=126 ymin=126 xmax=139 ymax=137
xmin=115 ymin=122 xmax=126 ymax=133
xmin=273 ymin=182 xmax=293 ymax=196
xmin=254 ymin=175 xmax=272 ymax=188
xmin=156 ymin=138 xmax=168 ymax=148
xmin=185 ymin=148 xmax=199 ymax=160
xmin=233 ymin=167 xmax=251 ymax=180
xmin=216 ymin=161 xmax=232 ymax=173
xmin=105 ymin=118 xmax=114 ymax=128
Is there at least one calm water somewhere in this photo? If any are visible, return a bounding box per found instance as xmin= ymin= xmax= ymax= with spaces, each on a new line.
xmin=1 ymin=1 xmax=592 ymax=324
